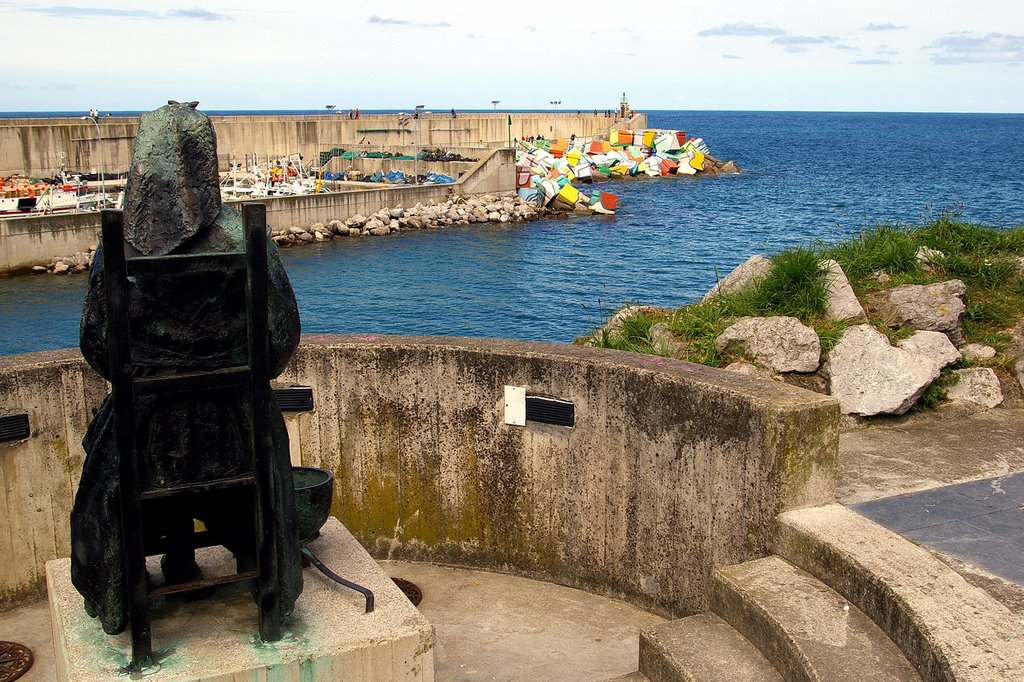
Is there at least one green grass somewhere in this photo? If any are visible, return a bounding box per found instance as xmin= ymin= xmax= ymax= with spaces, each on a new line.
xmin=587 ymin=214 xmax=1024 ymax=411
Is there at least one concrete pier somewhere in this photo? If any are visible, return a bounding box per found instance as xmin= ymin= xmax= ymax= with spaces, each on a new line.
xmin=0 ymin=112 xmax=645 ymax=178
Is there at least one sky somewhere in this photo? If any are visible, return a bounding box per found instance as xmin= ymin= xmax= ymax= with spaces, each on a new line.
xmin=1 ymin=0 xmax=1022 ymax=113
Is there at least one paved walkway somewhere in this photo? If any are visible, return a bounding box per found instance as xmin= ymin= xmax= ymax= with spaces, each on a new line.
xmin=839 ymin=407 xmax=1024 ymax=588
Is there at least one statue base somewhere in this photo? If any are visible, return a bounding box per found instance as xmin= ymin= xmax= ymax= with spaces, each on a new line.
xmin=46 ymin=518 xmax=435 ymax=681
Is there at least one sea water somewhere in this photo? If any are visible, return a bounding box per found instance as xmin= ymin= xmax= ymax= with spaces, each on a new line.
xmin=1 ymin=111 xmax=1022 ymax=356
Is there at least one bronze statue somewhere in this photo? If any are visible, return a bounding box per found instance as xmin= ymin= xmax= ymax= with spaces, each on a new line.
xmin=72 ymin=101 xmax=303 ymax=636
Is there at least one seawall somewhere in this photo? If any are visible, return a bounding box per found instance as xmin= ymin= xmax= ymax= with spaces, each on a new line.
xmin=0 ymin=148 xmax=516 ymax=274
xmin=1 ymin=112 xmax=647 ymax=178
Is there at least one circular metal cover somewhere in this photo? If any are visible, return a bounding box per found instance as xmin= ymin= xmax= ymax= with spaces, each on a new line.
xmin=391 ymin=577 xmax=423 ymax=606
xmin=0 ymin=641 xmax=33 ymax=682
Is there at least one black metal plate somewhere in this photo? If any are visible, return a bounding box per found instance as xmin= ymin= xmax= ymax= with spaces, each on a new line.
xmin=0 ymin=414 xmax=29 ymax=443
xmin=526 ymin=396 xmax=575 ymax=427
xmin=274 ymin=386 xmax=314 ymax=413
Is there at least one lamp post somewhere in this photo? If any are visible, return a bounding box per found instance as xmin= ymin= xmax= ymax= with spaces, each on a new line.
xmin=491 ymin=100 xmax=500 ymax=112
xmin=81 ymin=108 xmax=106 ymax=206
xmin=550 ymin=100 xmax=561 ymax=112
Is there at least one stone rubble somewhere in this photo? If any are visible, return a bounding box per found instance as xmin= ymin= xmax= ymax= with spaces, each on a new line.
xmin=827 ymin=324 xmax=942 ymax=417
xmin=871 ymin=279 xmax=968 ymax=346
xmin=896 ymin=331 xmax=962 ymax=369
xmin=703 ymin=255 xmax=773 ymax=301
xmin=715 ymin=316 xmax=821 ymax=373
xmin=822 ymin=260 xmax=866 ymax=322
xmin=947 ymin=368 xmax=1004 ymax=408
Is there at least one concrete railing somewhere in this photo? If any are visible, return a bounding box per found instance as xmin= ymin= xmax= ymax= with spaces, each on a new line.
xmin=0 ymin=336 xmax=839 ymax=614
xmin=0 ymin=148 xmax=515 ymax=273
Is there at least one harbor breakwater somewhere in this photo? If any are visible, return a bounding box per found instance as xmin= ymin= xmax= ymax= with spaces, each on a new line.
xmin=0 ymin=112 xmax=644 ymax=178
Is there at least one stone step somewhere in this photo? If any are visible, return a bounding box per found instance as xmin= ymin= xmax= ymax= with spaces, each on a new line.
xmin=601 ymin=672 xmax=650 ymax=682
xmin=775 ymin=503 xmax=1024 ymax=681
xmin=640 ymin=614 xmax=782 ymax=682
xmin=712 ymin=555 xmax=920 ymax=681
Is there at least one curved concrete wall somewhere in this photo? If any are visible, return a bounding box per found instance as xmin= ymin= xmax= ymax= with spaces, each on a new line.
xmin=0 ymin=336 xmax=837 ymax=616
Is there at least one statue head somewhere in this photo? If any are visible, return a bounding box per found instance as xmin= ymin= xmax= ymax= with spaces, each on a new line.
xmin=123 ymin=101 xmax=221 ymax=256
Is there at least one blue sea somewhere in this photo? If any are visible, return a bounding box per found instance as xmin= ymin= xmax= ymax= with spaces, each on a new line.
xmin=1 ymin=111 xmax=1022 ymax=356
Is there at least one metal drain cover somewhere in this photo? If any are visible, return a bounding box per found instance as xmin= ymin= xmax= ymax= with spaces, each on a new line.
xmin=391 ymin=577 xmax=422 ymax=606
xmin=0 ymin=641 xmax=33 ymax=682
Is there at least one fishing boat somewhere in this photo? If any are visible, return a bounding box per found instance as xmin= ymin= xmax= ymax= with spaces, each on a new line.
xmin=0 ymin=174 xmax=114 ymax=216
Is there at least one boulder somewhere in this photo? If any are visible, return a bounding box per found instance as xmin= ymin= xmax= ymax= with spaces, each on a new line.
xmin=947 ymin=368 xmax=1003 ymax=408
xmin=296 ymin=232 xmax=314 ymax=243
xmin=724 ymin=360 xmax=778 ymax=382
xmin=650 ymin=323 xmax=688 ymax=359
xmin=961 ymin=343 xmax=996 ymax=362
xmin=715 ymin=316 xmax=820 ymax=373
xmin=916 ymin=246 xmax=944 ymax=267
xmin=369 ymin=226 xmax=390 ymax=236
xmin=327 ymin=219 xmax=344 ymax=234
xmin=605 ymin=305 xmax=666 ymax=330
xmin=53 ymin=261 xmax=70 ymax=274
xmin=31 ymin=265 xmax=47 ymax=272
xmin=821 ymin=260 xmax=865 ymax=321
xmin=896 ymin=331 xmax=961 ymax=368
xmin=703 ymin=255 xmax=773 ymax=301
xmin=872 ymin=279 xmax=966 ymax=344
xmin=827 ymin=324 xmax=941 ymax=416
xmin=346 ymin=214 xmax=367 ymax=228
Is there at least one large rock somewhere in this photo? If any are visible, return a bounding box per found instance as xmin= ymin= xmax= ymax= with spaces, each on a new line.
xmin=947 ymin=368 xmax=1003 ymax=408
xmin=715 ymin=316 xmax=821 ymax=373
xmin=873 ymin=279 xmax=966 ymax=344
xmin=896 ymin=331 xmax=961 ymax=369
xmin=1016 ymin=358 xmax=1024 ymax=393
xmin=821 ymin=260 xmax=865 ymax=321
xmin=650 ymin=322 xmax=688 ymax=359
xmin=598 ymin=305 xmax=667 ymax=344
xmin=724 ymin=359 xmax=778 ymax=382
xmin=961 ymin=343 xmax=996 ymax=362
xmin=703 ymin=255 xmax=773 ymax=301
xmin=827 ymin=324 xmax=941 ymax=416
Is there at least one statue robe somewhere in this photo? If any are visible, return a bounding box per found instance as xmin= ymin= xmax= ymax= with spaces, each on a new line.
xmin=72 ymin=206 xmax=303 ymax=635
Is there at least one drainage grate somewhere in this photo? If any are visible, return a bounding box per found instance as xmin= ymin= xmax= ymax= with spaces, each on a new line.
xmin=525 ymin=396 xmax=575 ymax=427
xmin=0 ymin=641 xmax=33 ymax=682
xmin=274 ymin=386 xmax=314 ymax=413
xmin=0 ymin=414 xmax=29 ymax=444
xmin=391 ymin=577 xmax=423 ymax=606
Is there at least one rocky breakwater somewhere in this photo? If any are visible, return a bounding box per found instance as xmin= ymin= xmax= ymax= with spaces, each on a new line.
xmin=269 ymin=192 xmax=544 ymax=247
xmin=590 ymin=247 xmax=1024 ymax=418
xmin=29 ymin=192 xmax=546 ymax=273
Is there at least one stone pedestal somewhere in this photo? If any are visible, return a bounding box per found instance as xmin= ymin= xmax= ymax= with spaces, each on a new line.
xmin=46 ymin=519 xmax=434 ymax=681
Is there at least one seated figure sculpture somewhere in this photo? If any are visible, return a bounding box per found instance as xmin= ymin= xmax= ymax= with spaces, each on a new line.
xmin=72 ymin=101 xmax=303 ymax=635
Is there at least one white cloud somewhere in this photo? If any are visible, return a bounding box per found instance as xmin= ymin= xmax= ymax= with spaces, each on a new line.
xmin=367 ymin=15 xmax=451 ymax=28
xmin=698 ymin=22 xmax=785 ymax=37
xmin=926 ymin=32 xmax=1024 ymax=64
xmin=864 ymin=23 xmax=908 ymax=31
xmin=773 ymin=35 xmax=839 ymax=45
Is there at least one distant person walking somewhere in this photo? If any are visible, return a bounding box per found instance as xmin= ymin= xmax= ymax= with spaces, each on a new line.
xmin=451 ymin=108 xmax=457 ymax=119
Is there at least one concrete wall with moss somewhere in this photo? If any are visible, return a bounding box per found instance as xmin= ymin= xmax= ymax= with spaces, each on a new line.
xmin=0 ymin=336 xmax=837 ymax=616
xmin=279 ymin=335 xmax=838 ymax=618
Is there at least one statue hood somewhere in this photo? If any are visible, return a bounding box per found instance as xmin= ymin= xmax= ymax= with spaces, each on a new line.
xmin=123 ymin=101 xmax=221 ymax=256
